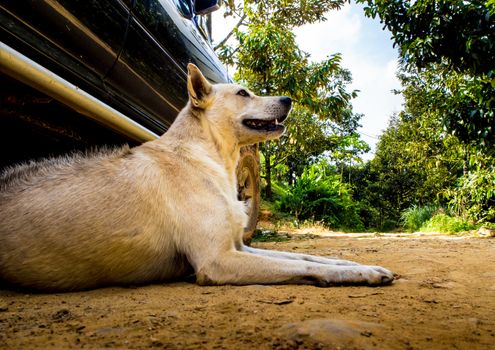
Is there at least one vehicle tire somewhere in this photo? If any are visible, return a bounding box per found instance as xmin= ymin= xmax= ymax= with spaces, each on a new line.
xmin=237 ymin=145 xmax=260 ymax=245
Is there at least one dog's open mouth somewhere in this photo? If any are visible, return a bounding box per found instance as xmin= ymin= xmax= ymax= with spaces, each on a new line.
xmin=242 ymin=116 xmax=286 ymax=132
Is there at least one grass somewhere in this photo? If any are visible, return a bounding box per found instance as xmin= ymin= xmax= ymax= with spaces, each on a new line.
xmin=401 ymin=204 xmax=439 ymax=232
xmin=257 ymin=199 xmax=485 ymax=239
xmin=420 ymin=214 xmax=477 ymax=234
xmin=258 ymin=199 xmax=300 ymax=229
xmin=254 ymin=199 xmax=329 ymax=242
xmin=400 ymin=204 xmax=479 ymax=234
xmin=251 ymin=229 xmax=292 ymax=242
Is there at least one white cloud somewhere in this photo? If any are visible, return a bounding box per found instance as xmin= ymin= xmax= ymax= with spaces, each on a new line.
xmin=295 ymin=3 xmax=404 ymax=158
xmin=294 ymin=5 xmax=362 ymax=61
xmin=353 ymin=59 xmax=403 ymax=157
xmin=211 ymin=10 xmax=239 ymax=47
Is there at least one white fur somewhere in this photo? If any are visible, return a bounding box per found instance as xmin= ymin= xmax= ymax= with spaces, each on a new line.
xmin=0 ymin=64 xmax=395 ymax=291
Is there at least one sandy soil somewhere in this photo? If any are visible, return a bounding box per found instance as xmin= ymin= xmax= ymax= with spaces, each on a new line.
xmin=1 ymin=234 xmax=494 ymax=349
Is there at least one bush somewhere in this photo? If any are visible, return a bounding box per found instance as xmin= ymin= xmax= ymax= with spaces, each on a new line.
xmin=270 ymin=180 xmax=289 ymax=200
xmin=420 ymin=214 xmax=477 ymax=234
xmin=447 ymin=165 xmax=495 ymax=224
xmin=401 ymin=204 xmax=439 ymax=232
xmin=381 ymin=219 xmax=399 ymax=232
xmin=276 ymin=161 xmax=363 ymax=230
xmin=446 ymin=151 xmax=495 ymax=224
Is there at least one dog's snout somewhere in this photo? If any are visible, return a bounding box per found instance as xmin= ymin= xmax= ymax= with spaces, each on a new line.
xmin=280 ymin=96 xmax=292 ymax=108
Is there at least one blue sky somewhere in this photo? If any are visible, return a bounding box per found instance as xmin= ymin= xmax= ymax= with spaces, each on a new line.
xmin=212 ymin=2 xmax=404 ymax=159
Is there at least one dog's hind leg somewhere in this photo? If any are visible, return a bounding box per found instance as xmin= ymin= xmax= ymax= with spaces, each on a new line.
xmin=194 ymin=250 xmax=394 ymax=287
xmin=241 ymin=246 xmax=361 ymax=266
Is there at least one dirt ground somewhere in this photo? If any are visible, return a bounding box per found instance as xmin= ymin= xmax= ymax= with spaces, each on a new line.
xmin=1 ymin=233 xmax=494 ymax=350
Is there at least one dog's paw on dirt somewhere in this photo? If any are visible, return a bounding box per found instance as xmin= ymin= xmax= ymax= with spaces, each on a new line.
xmin=334 ymin=265 xmax=395 ymax=286
xmin=367 ymin=265 xmax=395 ymax=285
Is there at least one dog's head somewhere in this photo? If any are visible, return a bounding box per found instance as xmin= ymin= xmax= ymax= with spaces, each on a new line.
xmin=187 ymin=64 xmax=292 ymax=146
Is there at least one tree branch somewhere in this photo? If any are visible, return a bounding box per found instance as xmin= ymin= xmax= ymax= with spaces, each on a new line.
xmin=214 ymin=13 xmax=247 ymax=51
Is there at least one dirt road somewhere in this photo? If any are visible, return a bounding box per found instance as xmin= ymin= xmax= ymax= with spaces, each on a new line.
xmin=1 ymin=234 xmax=494 ymax=349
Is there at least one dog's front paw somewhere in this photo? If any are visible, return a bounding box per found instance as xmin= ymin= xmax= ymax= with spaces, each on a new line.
xmin=332 ymin=265 xmax=395 ymax=286
xmin=366 ymin=265 xmax=395 ymax=285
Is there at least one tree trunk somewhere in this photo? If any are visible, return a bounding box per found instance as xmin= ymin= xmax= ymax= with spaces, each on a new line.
xmin=213 ymin=13 xmax=247 ymax=51
xmin=463 ymin=144 xmax=469 ymax=177
xmin=264 ymin=142 xmax=273 ymax=200
xmin=288 ymin=161 xmax=295 ymax=186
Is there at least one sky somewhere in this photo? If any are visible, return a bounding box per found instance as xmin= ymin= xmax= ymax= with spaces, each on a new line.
xmin=211 ymin=2 xmax=404 ymax=159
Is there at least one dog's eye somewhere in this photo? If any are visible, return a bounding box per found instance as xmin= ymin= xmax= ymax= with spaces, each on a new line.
xmin=237 ymin=89 xmax=250 ymax=97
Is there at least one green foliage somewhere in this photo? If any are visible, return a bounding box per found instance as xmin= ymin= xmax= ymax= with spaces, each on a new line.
xmin=217 ymin=0 xmax=495 ymax=231
xmin=401 ymin=204 xmax=439 ymax=232
xmin=346 ymin=102 xmax=468 ymax=231
xmin=232 ymin=22 xmax=357 ymax=120
xmin=357 ymin=0 xmax=495 ymax=148
xmin=352 ymin=113 xmax=461 ymax=227
xmin=342 ymin=1 xmax=495 ymax=231
xmin=270 ymin=109 xmax=369 ymax=186
xmin=398 ymin=65 xmax=494 ymax=149
xmin=380 ymin=219 xmax=398 ymax=232
xmin=357 ymin=0 xmax=495 ymax=76
xmin=223 ymin=0 xmax=345 ymax=29
xmin=446 ymin=151 xmax=495 ymax=223
xmin=216 ymin=2 xmax=364 ymax=200
xmin=276 ymin=161 xmax=363 ymax=230
xmin=356 ymin=70 xmax=495 ymax=231
xmin=420 ymin=214 xmax=477 ymax=234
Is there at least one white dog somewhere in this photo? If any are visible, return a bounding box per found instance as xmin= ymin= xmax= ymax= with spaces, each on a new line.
xmin=0 ymin=64 xmax=395 ymax=291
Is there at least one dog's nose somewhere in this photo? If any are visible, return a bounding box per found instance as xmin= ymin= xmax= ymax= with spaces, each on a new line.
xmin=280 ymin=96 xmax=292 ymax=108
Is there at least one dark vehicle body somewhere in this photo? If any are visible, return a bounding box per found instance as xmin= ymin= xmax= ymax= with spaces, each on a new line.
xmin=0 ymin=0 xmax=260 ymax=241
xmin=1 ymin=0 xmax=228 ymax=135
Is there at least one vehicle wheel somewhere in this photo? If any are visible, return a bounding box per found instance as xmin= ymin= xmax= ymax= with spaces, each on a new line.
xmin=237 ymin=145 xmax=260 ymax=245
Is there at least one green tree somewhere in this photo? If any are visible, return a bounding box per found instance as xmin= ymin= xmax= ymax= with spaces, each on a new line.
xmin=357 ymin=0 xmax=495 ymax=75
xmin=357 ymin=0 xmax=495 ymax=147
xmin=350 ymin=107 xmax=465 ymax=229
xmin=221 ymin=0 xmax=345 ymax=29
xmin=353 ymin=0 xmax=495 ymax=226
xmin=270 ymin=109 xmax=332 ymax=186
xmin=215 ymin=3 xmax=363 ymax=199
xmin=277 ymin=160 xmax=364 ymax=230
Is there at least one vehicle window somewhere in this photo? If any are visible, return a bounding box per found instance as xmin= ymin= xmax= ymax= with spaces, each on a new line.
xmin=172 ymin=0 xmax=192 ymax=18
xmin=195 ymin=15 xmax=211 ymax=42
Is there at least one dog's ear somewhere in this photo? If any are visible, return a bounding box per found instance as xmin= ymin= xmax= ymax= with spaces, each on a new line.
xmin=187 ymin=63 xmax=212 ymax=109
